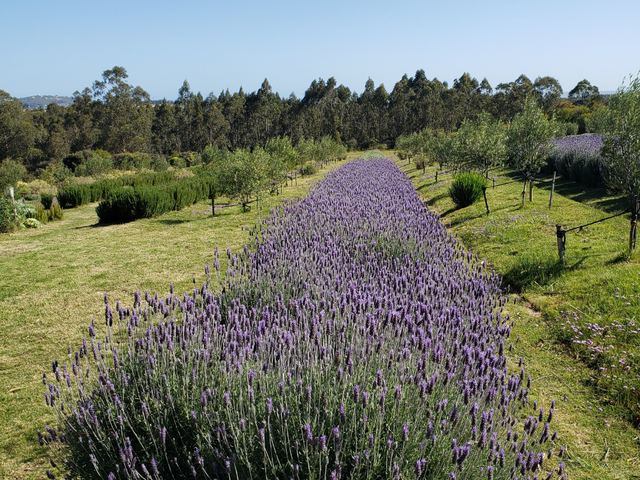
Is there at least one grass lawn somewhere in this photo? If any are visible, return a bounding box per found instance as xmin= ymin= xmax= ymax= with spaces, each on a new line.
xmin=2 ymin=151 xmax=639 ymax=479
xmin=394 ymin=153 xmax=640 ymax=480
xmin=0 ymin=157 xmax=353 ymax=478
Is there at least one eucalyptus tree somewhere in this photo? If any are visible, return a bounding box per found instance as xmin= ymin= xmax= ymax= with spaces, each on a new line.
xmin=92 ymin=67 xmax=153 ymax=153
xmin=568 ymin=79 xmax=603 ymax=106
xmin=533 ymin=76 xmax=563 ymax=113
xmin=66 ymin=88 xmax=100 ymax=152
xmin=492 ymin=74 xmax=535 ymax=121
xmin=0 ymin=90 xmax=38 ymax=161
xmin=152 ymin=99 xmax=179 ymax=155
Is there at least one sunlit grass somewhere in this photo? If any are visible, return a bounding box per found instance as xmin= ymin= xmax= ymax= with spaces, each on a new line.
xmin=392 ymin=153 xmax=640 ymax=480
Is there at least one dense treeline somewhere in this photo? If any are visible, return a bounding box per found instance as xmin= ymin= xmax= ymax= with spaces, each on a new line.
xmin=0 ymin=67 xmax=606 ymax=179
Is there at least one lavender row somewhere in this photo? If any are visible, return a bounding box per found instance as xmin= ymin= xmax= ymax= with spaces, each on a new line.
xmin=548 ymin=134 xmax=606 ymax=186
xmin=42 ymin=157 xmax=564 ymax=479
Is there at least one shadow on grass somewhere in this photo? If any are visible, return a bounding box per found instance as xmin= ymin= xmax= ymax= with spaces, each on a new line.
xmin=501 ymin=257 xmax=567 ymax=292
xmin=425 ymin=192 xmax=449 ymax=205
xmin=550 ymin=179 xmax=628 ymax=214
xmin=154 ymin=219 xmax=192 ymax=225
xmin=606 ymin=252 xmax=630 ymax=265
xmin=75 ymin=222 xmax=113 ymax=229
xmin=502 ymin=256 xmax=589 ymax=292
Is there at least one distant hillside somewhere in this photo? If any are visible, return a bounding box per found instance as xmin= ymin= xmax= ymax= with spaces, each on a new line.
xmin=19 ymin=95 xmax=73 ymax=109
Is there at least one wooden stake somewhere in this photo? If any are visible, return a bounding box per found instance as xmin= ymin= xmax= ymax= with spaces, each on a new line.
xmin=556 ymin=224 xmax=566 ymax=262
xmin=529 ymin=180 xmax=533 ymax=202
xmin=482 ymin=186 xmax=490 ymax=215
xmin=630 ymin=199 xmax=639 ymax=254
xmin=521 ymin=179 xmax=527 ymax=206
xmin=549 ymin=171 xmax=556 ymax=209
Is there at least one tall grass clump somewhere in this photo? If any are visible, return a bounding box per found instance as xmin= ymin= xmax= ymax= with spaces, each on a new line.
xmin=449 ymin=172 xmax=486 ymax=209
xmin=42 ymin=158 xmax=565 ymax=479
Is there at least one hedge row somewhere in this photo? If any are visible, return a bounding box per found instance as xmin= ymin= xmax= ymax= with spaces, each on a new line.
xmin=96 ymin=175 xmax=215 ymax=223
xmin=57 ymin=172 xmax=177 ymax=208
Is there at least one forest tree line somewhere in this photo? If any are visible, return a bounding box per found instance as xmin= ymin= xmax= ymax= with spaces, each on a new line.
xmin=0 ymin=66 xmax=606 ymax=180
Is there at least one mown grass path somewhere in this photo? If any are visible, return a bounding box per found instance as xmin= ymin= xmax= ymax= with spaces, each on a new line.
xmin=0 ymin=158 xmax=352 ymax=478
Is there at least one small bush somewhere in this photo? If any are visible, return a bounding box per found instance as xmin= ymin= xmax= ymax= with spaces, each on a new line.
xmin=57 ymin=184 xmax=91 ymax=208
xmin=300 ymin=162 xmax=317 ymax=176
xmin=49 ymin=202 xmax=64 ymax=220
xmin=28 ymin=205 xmax=49 ymax=224
xmin=113 ymin=152 xmax=153 ymax=171
xmin=414 ymin=155 xmax=428 ymax=172
xmin=449 ymin=172 xmax=486 ymax=208
xmin=151 ymin=156 xmax=169 ymax=172
xmin=40 ymin=193 xmax=54 ymax=209
xmin=169 ymin=157 xmax=186 ymax=169
xmin=0 ymin=197 xmax=17 ymax=233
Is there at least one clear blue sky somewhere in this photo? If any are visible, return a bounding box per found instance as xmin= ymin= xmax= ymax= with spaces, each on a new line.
xmin=2 ymin=0 xmax=639 ymax=100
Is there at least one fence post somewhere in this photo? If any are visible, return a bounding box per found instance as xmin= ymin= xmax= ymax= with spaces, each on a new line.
xmin=482 ymin=186 xmax=490 ymax=215
xmin=556 ymin=224 xmax=566 ymax=262
xmin=630 ymin=199 xmax=639 ymax=254
xmin=435 ymin=171 xmax=438 ymax=183
xmin=521 ymin=179 xmax=527 ymax=206
xmin=549 ymin=171 xmax=556 ymax=209
xmin=529 ymin=179 xmax=533 ymax=202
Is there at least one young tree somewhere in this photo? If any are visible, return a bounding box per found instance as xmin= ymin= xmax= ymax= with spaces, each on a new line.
xmin=506 ymin=97 xmax=559 ymax=202
xmin=0 ymin=158 xmax=26 ymax=191
xmin=200 ymin=146 xmax=235 ymax=215
xmin=265 ymin=136 xmax=298 ymax=183
xmin=600 ymin=73 xmax=640 ymax=253
xmin=454 ymin=111 xmax=506 ymax=176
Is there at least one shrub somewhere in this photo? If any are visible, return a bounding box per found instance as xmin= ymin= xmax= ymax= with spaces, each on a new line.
xmin=23 ymin=217 xmax=43 ymax=228
xmin=83 ymin=150 xmax=113 ymax=177
xmin=0 ymin=197 xmax=17 ymax=233
xmin=300 ymin=162 xmax=317 ymax=176
xmin=449 ymin=172 xmax=486 ymax=208
xmin=49 ymin=202 xmax=63 ymax=220
xmin=547 ymin=135 xmax=605 ymax=186
xmin=113 ymin=152 xmax=153 ymax=171
xmin=40 ymin=193 xmax=54 ymax=209
xmin=170 ymin=156 xmax=186 ymax=169
xmin=43 ymin=160 xmax=563 ymax=479
xmin=151 ymin=156 xmax=169 ymax=172
xmin=57 ymin=184 xmax=91 ymax=208
xmin=27 ymin=204 xmax=49 ymax=224
xmin=414 ymin=155 xmax=428 ymax=172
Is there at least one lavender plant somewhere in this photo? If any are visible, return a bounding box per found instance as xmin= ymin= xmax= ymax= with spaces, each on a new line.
xmin=42 ymin=158 xmax=564 ymax=479
xmin=548 ymin=135 xmax=605 ymax=186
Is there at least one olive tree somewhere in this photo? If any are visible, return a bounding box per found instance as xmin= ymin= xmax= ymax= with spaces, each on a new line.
xmin=505 ymin=97 xmax=560 ymax=203
xmin=454 ymin=111 xmax=506 ymax=176
xmin=600 ymin=73 xmax=640 ymax=253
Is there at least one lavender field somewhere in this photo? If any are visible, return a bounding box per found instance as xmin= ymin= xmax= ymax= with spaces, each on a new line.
xmin=44 ymin=157 xmax=564 ymax=479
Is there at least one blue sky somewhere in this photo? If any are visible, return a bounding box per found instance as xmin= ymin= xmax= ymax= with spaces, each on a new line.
xmin=2 ymin=0 xmax=639 ymax=100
